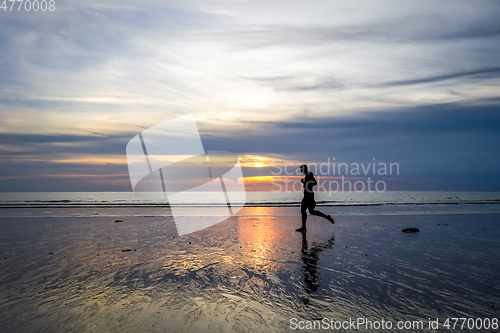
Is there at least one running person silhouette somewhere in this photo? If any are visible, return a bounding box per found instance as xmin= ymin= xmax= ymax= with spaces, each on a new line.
xmin=296 ymin=164 xmax=335 ymax=232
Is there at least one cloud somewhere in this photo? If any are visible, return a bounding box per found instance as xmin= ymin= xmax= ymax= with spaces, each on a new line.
xmin=199 ymin=101 xmax=500 ymax=181
xmin=242 ymin=75 xmax=345 ymax=92
xmin=206 ymin=15 xmax=500 ymax=50
xmin=374 ymin=67 xmax=500 ymax=87
xmin=2 ymin=0 xmax=499 ymax=121
xmin=0 ymin=0 xmax=499 ymax=190
xmin=0 ymin=100 xmax=499 ymax=191
xmin=0 ymin=133 xmax=132 ymax=158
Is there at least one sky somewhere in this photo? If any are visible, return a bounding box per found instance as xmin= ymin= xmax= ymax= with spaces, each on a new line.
xmin=0 ymin=0 xmax=499 ymax=192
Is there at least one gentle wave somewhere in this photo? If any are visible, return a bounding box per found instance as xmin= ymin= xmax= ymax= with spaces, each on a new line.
xmin=1 ymin=201 xmax=500 ymax=208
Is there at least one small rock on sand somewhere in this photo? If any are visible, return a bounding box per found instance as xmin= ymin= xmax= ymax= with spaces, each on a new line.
xmin=122 ymin=249 xmax=132 ymax=252
xmin=114 ymin=220 xmax=124 ymax=223
xmin=402 ymin=228 xmax=419 ymax=233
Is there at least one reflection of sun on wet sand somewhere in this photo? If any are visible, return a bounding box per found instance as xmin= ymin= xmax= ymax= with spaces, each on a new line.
xmin=238 ymin=207 xmax=281 ymax=264
xmin=0 ymin=207 xmax=499 ymax=332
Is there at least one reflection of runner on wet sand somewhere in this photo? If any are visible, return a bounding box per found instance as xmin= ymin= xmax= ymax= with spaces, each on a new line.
xmin=300 ymin=232 xmax=336 ymax=302
xmin=296 ymin=164 xmax=335 ymax=232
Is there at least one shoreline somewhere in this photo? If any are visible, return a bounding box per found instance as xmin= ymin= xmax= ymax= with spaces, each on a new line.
xmin=0 ymin=205 xmax=499 ymax=219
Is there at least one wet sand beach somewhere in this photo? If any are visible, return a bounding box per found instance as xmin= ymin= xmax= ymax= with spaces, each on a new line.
xmin=0 ymin=207 xmax=499 ymax=332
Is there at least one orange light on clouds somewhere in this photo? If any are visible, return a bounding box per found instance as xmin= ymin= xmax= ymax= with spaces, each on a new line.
xmin=241 ymin=175 xmax=301 ymax=191
xmin=0 ymin=174 xmax=129 ymax=180
xmin=238 ymin=155 xmax=290 ymax=168
xmin=50 ymin=155 xmax=126 ymax=165
xmin=2 ymin=154 xmax=127 ymax=165
xmin=243 ymin=175 xmax=302 ymax=183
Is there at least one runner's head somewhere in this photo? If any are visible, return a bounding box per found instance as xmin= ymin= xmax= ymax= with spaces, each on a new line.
xmin=299 ymin=164 xmax=308 ymax=175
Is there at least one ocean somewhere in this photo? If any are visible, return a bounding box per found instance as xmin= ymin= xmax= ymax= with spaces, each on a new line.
xmin=1 ymin=191 xmax=500 ymax=216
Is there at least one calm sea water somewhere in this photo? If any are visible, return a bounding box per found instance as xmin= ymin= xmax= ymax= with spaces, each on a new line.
xmin=1 ymin=191 xmax=499 ymax=206
xmin=1 ymin=191 xmax=499 ymax=216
